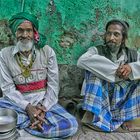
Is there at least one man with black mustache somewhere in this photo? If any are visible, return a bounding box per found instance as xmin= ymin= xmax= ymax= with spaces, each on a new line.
xmin=77 ymin=19 xmax=140 ymax=132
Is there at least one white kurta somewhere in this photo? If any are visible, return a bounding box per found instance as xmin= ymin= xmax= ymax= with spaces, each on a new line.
xmin=77 ymin=46 xmax=140 ymax=82
xmin=0 ymin=45 xmax=59 ymax=111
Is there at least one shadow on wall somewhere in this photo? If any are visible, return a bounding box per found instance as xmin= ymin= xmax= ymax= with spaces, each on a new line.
xmin=58 ymin=64 xmax=85 ymax=117
xmin=58 ymin=64 xmax=84 ymax=98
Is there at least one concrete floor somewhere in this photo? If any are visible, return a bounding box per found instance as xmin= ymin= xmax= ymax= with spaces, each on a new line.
xmin=17 ymin=123 xmax=140 ymax=140
xmin=18 ymin=130 xmax=50 ymax=140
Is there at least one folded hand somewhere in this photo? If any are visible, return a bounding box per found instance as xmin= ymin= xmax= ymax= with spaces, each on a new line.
xmin=25 ymin=103 xmax=46 ymax=131
xmin=116 ymin=64 xmax=132 ymax=80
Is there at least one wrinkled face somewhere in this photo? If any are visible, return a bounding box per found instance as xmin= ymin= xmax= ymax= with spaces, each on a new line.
xmin=105 ymin=24 xmax=123 ymax=52
xmin=16 ymin=22 xmax=34 ymax=42
xmin=15 ymin=22 xmax=34 ymax=52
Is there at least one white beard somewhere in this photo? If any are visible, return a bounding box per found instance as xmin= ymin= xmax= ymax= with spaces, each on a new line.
xmin=16 ymin=40 xmax=34 ymax=52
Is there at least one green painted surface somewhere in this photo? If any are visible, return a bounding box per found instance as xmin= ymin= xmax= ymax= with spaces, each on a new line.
xmin=0 ymin=0 xmax=140 ymax=64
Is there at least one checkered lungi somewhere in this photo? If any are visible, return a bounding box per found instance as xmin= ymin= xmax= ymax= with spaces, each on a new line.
xmin=82 ymin=70 xmax=140 ymax=132
xmin=0 ymin=98 xmax=78 ymax=138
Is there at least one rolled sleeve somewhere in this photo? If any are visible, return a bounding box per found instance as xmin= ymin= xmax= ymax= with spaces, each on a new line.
xmin=77 ymin=47 xmax=119 ymax=82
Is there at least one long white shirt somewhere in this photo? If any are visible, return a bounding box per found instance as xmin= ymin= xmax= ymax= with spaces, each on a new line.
xmin=0 ymin=45 xmax=59 ymax=111
xmin=77 ymin=46 xmax=140 ymax=82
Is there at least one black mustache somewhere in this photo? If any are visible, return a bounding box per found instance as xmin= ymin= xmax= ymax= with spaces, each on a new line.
xmin=106 ymin=40 xmax=115 ymax=44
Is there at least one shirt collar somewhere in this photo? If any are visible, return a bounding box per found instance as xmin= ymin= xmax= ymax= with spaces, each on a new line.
xmin=12 ymin=45 xmax=19 ymax=56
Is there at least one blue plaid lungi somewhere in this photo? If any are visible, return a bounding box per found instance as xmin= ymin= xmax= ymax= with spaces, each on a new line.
xmin=82 ymin=71 xmax=140 ymax=132
xmin=0 ymin=98 xmax=78 ymax=138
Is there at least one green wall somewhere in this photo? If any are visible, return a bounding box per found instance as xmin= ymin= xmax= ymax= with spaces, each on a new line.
xmin=0 ymin=0 xmax=140 ymax=64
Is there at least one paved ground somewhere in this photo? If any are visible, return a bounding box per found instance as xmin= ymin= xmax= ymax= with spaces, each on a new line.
xmin=17 ymin=123 xmax=140 ymax=140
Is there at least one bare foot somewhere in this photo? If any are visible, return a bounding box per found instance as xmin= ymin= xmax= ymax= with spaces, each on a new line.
xmin=122 ymin=121 xmax=132 ymax=130
xmin=122 ymin=118 xmax=140 ymax=131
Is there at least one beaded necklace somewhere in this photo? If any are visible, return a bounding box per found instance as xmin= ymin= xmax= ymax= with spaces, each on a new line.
xmin=16 ymin=51 xmax=36 ymax=78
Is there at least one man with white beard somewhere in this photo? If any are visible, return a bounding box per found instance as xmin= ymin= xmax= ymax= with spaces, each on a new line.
xmin=77 ymin=19 xmax=140 ymax=132
xmin=0 ymin=12 xmax=78 ymax=139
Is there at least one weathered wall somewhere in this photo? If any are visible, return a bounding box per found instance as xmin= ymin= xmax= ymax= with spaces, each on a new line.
xmin=0 ymin=0 xmax=140 ymax=64
xmin=0 ymin=0 xmax=140 ymax=97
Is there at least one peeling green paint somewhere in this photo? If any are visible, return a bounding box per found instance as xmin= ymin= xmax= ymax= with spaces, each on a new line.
xmin=0 ymin=0 xmax=140 ymax=64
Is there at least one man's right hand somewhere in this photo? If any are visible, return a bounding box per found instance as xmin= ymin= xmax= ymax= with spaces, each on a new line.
xmin=25 ymin=103 xmax=46 ymax=131
xmin=116 ymin=64 xmax=132 ymax=80
xmin=25 ymin=103 xmax=38 ymax=123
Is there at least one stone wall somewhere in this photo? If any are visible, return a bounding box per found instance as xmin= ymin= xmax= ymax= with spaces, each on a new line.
xmin=59 ymin=64 xmax=84 ymax=97
xmin=1 ymin=0 xmax=140 ymax=64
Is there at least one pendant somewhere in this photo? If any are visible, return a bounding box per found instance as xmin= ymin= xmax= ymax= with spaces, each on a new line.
xmin=22 ymin=69 xmax=31 ymax=78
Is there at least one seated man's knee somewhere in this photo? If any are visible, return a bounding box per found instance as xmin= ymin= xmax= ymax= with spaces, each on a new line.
xmin=68 ymin=117 xmax=78 ymax=136
xmin=59 ymin=116 xmax=78 ymax=137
